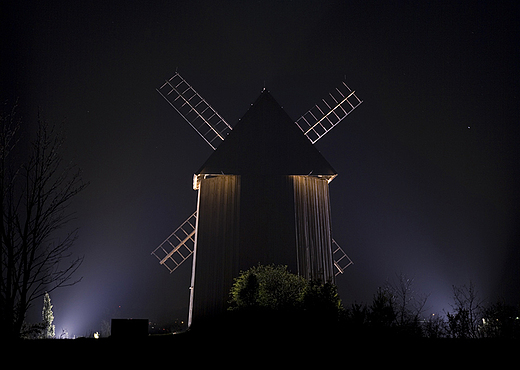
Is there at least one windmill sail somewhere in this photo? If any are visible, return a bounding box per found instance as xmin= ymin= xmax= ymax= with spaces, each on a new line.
xmin=151 ymin=212 xmax=197 ymax=273
xmin=295 ymin=82 xmax=362 ymax=144
xmin=152 ymin=209 xmax=352 ymax=276
xmin=332 ymin=238 xmax=353 ymax=276
xmin=157 ymin=72 xmax=232 ymax=150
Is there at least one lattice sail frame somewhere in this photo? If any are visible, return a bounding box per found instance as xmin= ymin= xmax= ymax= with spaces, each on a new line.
xmin=151 ymin=212 xmax=197 ymax=273
xmin=152 ymin=210 xmax=351 ymax=276
xmin=157 ymin=72 xmax=233 ymax=150
xmin=332 ymin=239 xmax=353 ymax=276
xmin=296 ymin=82 xmax=362 ymax=144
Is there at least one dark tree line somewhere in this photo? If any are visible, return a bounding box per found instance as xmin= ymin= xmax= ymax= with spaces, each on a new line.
xmin=342 ymin=278 xmax=519 ymax=340
xmin=1 ymin=106 xmax=87 ymax=339
xmin=226 ymin=266 xmax=520 ymax=340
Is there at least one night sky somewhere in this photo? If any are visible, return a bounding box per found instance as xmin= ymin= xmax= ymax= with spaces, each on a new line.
xmin=3 ymin=1 xmax=519 ymax=337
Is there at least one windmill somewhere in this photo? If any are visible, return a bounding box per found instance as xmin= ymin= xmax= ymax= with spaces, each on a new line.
xmin=152 ymin=72 xmax=361 ymax=326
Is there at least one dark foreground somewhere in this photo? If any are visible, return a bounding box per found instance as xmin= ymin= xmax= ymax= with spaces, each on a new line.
xmin=9 ymin=327 xmax=518 ymax=366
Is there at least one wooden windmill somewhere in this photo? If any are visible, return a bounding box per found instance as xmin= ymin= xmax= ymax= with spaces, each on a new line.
xmin=152 ymin=72 xmax=361 ymax=326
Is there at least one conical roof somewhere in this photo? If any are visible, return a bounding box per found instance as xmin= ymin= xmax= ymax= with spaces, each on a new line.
xmin=196 ymin=90 xmax=337 ymax=178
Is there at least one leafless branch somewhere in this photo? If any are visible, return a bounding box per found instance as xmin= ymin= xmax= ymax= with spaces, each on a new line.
xmin=1 ymin=107 xmax=87 ymax=338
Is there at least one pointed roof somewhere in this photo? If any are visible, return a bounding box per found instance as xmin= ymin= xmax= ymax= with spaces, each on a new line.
xmin=195 ymin=90 xmax=336 ymax=179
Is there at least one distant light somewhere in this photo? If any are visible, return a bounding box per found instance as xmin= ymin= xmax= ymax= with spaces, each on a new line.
xmin=94 ymin=332 xmax=100 ymax=339
xmin=467 ymin=126 xmax=471 ymax=129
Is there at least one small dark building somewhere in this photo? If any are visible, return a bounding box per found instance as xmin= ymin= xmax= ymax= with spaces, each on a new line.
xmin=111 ymin=319 xmax=148 ymax=339
xmin=189 ymin=91 xmax=337 ymax=324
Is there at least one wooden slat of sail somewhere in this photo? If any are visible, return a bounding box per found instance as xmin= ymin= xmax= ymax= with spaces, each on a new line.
xmin=151 ymin=212 xmax=197 ymax=273
xmin=157 ymin=72 xmax=232 ymax=150
xmin=295 ymin=82 xmax=362 ymax=144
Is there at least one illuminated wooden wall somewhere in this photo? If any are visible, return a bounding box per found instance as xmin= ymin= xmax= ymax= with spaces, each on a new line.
xmin=191 ymin=174 xmax=334 ymax=323
xmin=291 ymin=175 xmax=335 ymax=282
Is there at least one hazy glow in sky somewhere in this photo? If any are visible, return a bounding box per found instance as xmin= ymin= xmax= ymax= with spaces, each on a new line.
xmin=4 ymin=1 xmax=519 ymax=335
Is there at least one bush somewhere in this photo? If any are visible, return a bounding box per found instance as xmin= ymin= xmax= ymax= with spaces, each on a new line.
xmin=228 ymin=264 xmax=343 ymax=331
xmin=229 ymin=264 xmax=307 ymax=311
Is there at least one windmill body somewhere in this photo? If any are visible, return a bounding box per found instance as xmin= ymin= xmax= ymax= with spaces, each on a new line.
xmin=151 ymin=72 xmax=360 ymax=328
xmin=190 ymin=91 xmax=336 ymax=323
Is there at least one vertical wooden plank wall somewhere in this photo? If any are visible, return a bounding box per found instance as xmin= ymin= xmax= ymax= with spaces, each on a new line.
xmin=291 ymin=176 xmax=335 ymax=283
xmin=192 ymin=175 xmax=241 ymax=320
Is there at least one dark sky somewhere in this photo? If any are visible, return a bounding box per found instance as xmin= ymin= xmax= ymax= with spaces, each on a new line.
xmin=3 ymin=1 xmax=519 ymax=337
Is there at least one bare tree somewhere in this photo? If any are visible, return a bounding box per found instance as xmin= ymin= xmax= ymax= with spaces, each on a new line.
xmin=385 ymin=273 xmax=429 ymax=337
xmin=386 ymin=273 xmax=429 ymax=325
xmin=0 ymin=106 xmax=87 ymax=339
xmin=446 ymin=281 xmax=483 ymax=339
